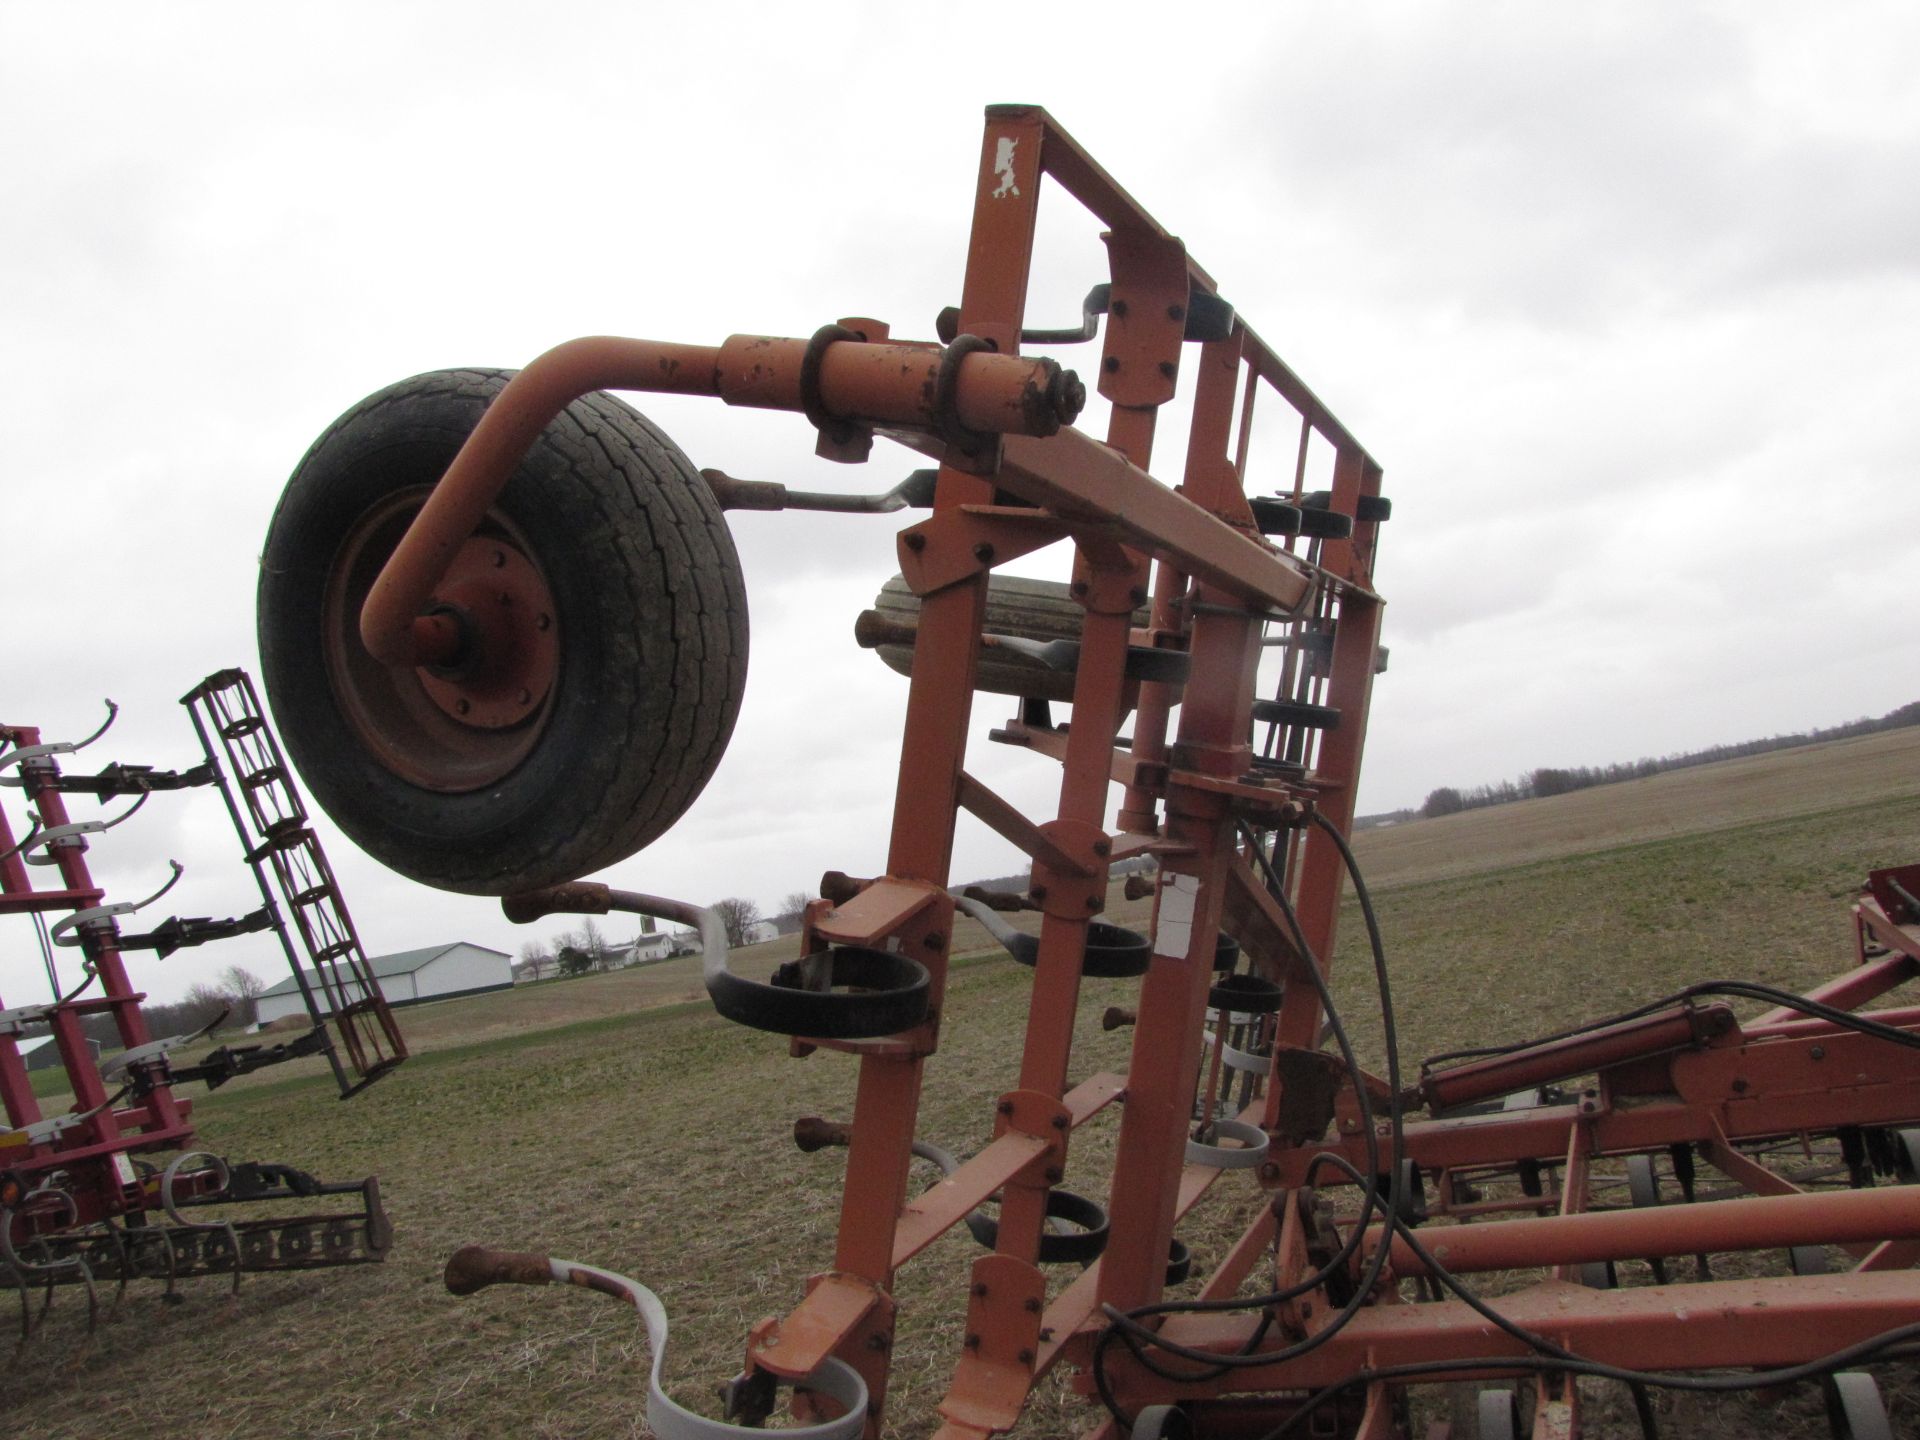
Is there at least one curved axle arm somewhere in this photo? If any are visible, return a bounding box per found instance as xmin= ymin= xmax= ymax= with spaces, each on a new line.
xmin=443 ymin=1245 xmax=868 ymax=1440
xmin=361 ymin=332 xmax=1084 ymax=665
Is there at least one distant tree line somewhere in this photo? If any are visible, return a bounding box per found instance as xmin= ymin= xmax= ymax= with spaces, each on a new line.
xmin=1406 ymin=701 xmax=1920 ymax=822
xmin=46 ymin=965 xmax=268 ymax=1053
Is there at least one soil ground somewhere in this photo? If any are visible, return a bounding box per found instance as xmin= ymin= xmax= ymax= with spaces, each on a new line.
xmin=3 ymin=728 xmax=1917 ymax=1438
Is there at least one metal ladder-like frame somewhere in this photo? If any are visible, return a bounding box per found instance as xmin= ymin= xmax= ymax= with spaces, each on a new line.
xmin=182 ymin=670 xmax=406 ymax=1098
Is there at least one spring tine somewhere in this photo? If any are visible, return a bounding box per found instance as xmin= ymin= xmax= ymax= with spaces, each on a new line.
xmin=74 ymin=1253 xmax=96 ymax=1333
xmin=0 ymin=816 xmax=41 ymax=864
xmin=160 ymin=1223 xmax=179 ymax=1302
xmin=102 ymin=1219 xmax=131 ymax=1308
xmin=72 ymin=700 xmax=118 ymax=753
xmin=0 ymin=701 xmax=119 ymax=783
xmin=49 ymin=860 xmax=184 ymax=945
xmin=220 ymin=1221 xmax=242 ymax=1295
xmin=17 ymin=810 xmax=148 ymax=865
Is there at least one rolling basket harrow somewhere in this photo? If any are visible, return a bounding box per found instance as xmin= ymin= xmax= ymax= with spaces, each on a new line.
xmin=247 ymin=107 xmax=1920 ymax=1438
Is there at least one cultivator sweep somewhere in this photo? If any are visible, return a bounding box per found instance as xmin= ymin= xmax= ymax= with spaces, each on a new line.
xmin=1 ymin=671 xmax=400 ymax=1332
xmin=255 ymin=106 xmax=1920 ymax=1437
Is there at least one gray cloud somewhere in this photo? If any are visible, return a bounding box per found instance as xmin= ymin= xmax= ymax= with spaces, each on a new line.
xmin=5 ymin=4 xmax=1917 ymax=1006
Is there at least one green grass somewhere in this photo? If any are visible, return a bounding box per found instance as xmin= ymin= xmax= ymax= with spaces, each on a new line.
xmin=1325 ymin=793 xmax=1920 ymax=1076
xmin=4 ymin=768 xmax=1917 ymax=1438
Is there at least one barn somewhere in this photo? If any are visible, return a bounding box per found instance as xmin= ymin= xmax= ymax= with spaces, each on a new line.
xmin=253 ymin=942 xmax=513 ymax=1027
xmin=19 ymin=1035 xmax=100 ymax=1072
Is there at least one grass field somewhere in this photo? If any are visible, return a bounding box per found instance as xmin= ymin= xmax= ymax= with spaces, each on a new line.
xmin=4 ymin=728 xmax=1917 ymax=1439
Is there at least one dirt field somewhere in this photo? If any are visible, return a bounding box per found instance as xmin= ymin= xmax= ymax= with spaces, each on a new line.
xmin=4 ymin=732 xmax=1917 ymax=1439
xmin=1353 ymin=725 xmax=1920 ymax=890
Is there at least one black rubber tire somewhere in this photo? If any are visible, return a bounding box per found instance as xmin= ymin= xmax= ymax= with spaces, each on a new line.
xmin=258 ymin=368 xmax=748 ymax=894
xmin=1250 ymin=698 xmax=1341 ymax=731
xmin=1297 ymin=508 xmax=1354 ymax=541
xmin=715 ymin=946 xmax=931 ymax=1040
xmin=964 ymin=1187 xmax=1110 ymax=1264
xmin=1208 ymin=972 xmax=1284 ymax=1015
xmin=870 ymin=574 xmax=1149 ymax=703
xmin=1081 ymin=921 xmax=1153 ymax=978
xmin=1248 ymin=497 xmax=1303 ymax=537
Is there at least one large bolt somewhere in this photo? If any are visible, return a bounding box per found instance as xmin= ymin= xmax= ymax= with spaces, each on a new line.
xmin=1048 ymin=368 xmax=1087 ymax=425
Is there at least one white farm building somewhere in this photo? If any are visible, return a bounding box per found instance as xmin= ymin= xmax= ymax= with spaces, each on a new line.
xmin=254 ymin=942 xmax=513 ymax=1027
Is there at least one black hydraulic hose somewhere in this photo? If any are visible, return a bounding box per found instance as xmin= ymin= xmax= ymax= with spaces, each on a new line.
xmin=1100 ymin=815 xmax=1916 ymax=1440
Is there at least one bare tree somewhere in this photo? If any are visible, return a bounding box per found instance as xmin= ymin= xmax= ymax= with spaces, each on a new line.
xmin=182 ymin=982 xmax=233 ymax=1032
xmin=517 ymin=941 xmax=554 ymax=982
xmin=710 ymin=897 xmax=762 ymax=949
xmin=578 ymin=917 xmax=614 ymax=970
xmin=218 ymin=965 xmax=267 ymax=1026
xmin=768 ymin=890 xmax=815 ymax=937
xmin=550 ymin=920 xmax=618 ymax=973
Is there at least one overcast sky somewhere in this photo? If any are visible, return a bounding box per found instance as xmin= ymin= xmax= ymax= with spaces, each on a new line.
xmin=5 ymin=3 xmax=1917 ymax=1006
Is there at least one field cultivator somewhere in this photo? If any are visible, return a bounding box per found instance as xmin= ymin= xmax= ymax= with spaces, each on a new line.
xmin=254 ymin=106 xmax=1920 ymax=1438
xmin=1 ymin=669 xmax=402 ymax=1333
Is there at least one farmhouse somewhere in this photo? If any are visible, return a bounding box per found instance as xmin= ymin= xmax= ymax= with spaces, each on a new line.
xmin=254 ymin=942 xmax=512 ymax=1026
xmin=607 ymin=932 xmax=674 ymax=967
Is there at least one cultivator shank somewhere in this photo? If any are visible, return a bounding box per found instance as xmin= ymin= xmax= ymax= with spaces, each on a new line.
xmin=261 ymin=106 xmax=1920 ymax=1437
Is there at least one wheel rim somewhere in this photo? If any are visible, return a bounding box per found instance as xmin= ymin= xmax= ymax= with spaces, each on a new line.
xmin=323 ymin=491 xmax=561 ymax=793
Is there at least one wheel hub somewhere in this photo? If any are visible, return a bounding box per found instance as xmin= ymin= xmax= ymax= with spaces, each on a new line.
xmin=415 ymin=538 xmax=559 ymax=730
xmin=323 ymin=496 xmax=564 ymax=794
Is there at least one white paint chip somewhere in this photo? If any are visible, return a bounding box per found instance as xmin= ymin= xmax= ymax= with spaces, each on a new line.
xmin=992 ymin=137 xmax=1020 ymax=198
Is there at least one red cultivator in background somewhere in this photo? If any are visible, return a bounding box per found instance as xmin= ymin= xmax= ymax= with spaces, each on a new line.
xmin=254 ymin=106 xmax=1920 ymax=1437
xmin=1 ymin=670 xmax=402 ymax=1330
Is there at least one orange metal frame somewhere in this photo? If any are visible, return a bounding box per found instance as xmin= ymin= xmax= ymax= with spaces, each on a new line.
xmin=373 ymin=107 xmax=1920 ymax=1438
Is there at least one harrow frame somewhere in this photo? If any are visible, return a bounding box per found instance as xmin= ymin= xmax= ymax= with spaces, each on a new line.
xmin=279 ymin=106 xmax=1920 ymax=1438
